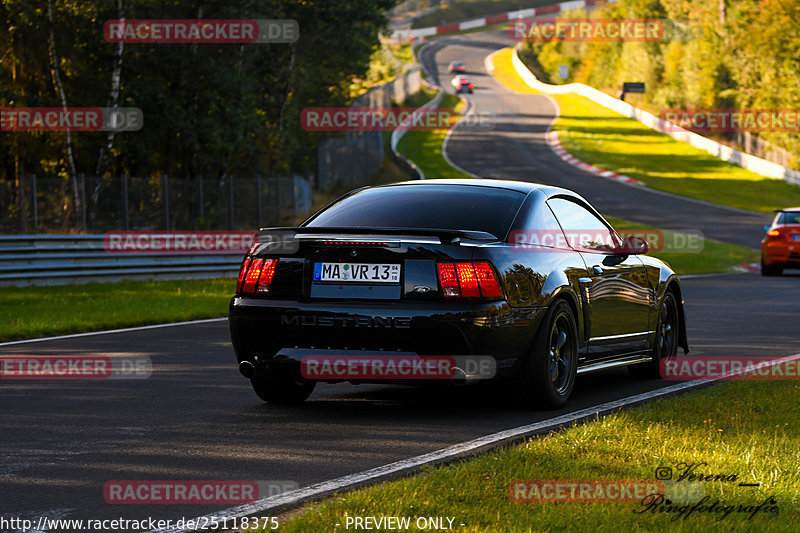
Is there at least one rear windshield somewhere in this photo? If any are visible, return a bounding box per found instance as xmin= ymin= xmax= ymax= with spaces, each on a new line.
xmin=778 ymin=211 xmax=800 ymax=225
xmin=304 ymin=185 xmax=526 ymax=237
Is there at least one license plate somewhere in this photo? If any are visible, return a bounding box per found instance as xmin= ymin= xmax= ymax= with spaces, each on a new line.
xmin=314 ymin=263 xmax=400 ymax=283
xmin=793 ymin=235 xmax=800 ymax=241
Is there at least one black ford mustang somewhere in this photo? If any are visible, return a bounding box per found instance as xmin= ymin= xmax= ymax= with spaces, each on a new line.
xmin=228 ymin=179 xmax=688 ymax=408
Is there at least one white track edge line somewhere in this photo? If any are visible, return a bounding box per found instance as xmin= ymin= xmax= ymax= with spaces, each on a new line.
xmin=154 ymin=352 xmax=800 ymax=533
xmin=151 ymin=377 xmax=717 ymax=533
xmin=0 ymin=317 xmax=227 ymax=347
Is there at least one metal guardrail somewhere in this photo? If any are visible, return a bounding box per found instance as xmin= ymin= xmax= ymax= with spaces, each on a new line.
xmin=0 ymin=235 xmax=242 ymax=287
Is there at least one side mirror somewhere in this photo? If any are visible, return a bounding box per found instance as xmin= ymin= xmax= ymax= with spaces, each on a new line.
xmin=615 ymin=235 xmax=649 ymax=255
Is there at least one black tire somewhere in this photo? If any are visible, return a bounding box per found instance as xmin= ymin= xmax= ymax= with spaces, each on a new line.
xmin=251 ymin=366 xmax=315 ymax=404
xmin=629 ymin=290 xmax=679 ymax=378
xmin=515 ymin=299 xmax=578 ymax=409
xmin=761 ymin=258 xmax=783 ymax=276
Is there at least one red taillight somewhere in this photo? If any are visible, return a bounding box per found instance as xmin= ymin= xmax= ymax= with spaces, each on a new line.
xmin=455 ymin=263 xmax=480 ymax=297
xmin=257 ymin=259 xmax=277 ymax=293
xmin=238 ymin=258 xmax=277 ymax=294
xmin=236 ymin=257 xmax=251 ymax=292
xmin=468 ymin=83 xmax=474 ymax=88
xmin=438 ymin=262 xmax=503 ymax=299
xmin=438 ymin=263 xmax=460 ymax=297
xmin=242 ymin=258 xmax=264 ymax=293
xmin=474 ymin=262 xmax=503 ymax=298
xmin=767 ymin=229 xmax=782 ymax=238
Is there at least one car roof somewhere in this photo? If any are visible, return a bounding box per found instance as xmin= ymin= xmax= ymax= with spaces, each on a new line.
xmin=375 ymin=178 xmax=571 ymax=197
xmin=776 ymin=207 xmax=800 ymax=212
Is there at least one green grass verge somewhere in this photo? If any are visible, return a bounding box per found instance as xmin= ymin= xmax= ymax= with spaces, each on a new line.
xmin=0 ymin=279 xmax=233 ymax=342
xmin=604 ymin=217 xmax=759 ymax=275
xmin=401 ymin=85 xmax=440 ymax=110
xmin=489 ymin=48 xmax=800 ymax=214
xmin=268 ymin=380 xmax=800 ymax=532
xmin=396 ymin=92 xmax=475 ymax=179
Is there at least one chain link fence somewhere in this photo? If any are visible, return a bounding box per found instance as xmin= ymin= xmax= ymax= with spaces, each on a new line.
xmin=734 ymin=131 xmax=796 ymax=169
xmin=316 ymin=65 xmax=423 ymax=191
xmin=1 ymin=174 xmax=311 ymax=234
xmin=1 ymin=66 xmax=423 ymax=234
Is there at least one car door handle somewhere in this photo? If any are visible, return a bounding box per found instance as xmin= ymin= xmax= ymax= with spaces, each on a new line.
xmin=592 ymin=265 xmax=604 ymax=275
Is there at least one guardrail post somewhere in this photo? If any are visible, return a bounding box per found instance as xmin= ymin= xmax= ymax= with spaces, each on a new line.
xmin=80 ymin=173 xmax=87 ymax=234
xmin=31 ymin=174 xmax=38 ymax=232
xmin=121 ymin=173 xmax=129 ymax=230
xmin=228 ymin=175 xmax=234 ymax=230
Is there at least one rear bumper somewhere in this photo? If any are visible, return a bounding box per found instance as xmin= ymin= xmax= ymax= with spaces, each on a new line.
xmin=228 ymin=297 xmax=545 ymax=379
xmin=762 ymin=241 xmax=800 ymax=267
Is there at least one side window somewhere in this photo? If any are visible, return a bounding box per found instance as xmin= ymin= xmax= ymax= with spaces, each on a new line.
xmin=547 ymin=197 xmax=619 ymax=253
xmin=507 ymin=198 xmax=569 ymax=249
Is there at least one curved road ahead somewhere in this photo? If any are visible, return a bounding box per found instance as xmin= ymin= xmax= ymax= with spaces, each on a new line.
xmin=2 ymin=29 xmax=800 ymax=532
xmin=421 ymin=30 xmax=771 ymax=248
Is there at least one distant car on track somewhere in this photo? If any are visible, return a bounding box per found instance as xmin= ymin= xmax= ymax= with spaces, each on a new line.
xmin=451 ymin=75 xmax=473 ymax=93
xmin=448 ymin=60 xmax=466 ymax=73
xmin=229 ymin=180 xmax=689 ymax=408
xmin=761 ymin=207 xmax=800 ymax=276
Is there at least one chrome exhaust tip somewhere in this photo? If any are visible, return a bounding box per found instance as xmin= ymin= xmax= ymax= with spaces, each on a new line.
xmin=450 ymin=367 xmax=467 ymax=385
xmin=238 ymin=360 xmax=256 ymax=379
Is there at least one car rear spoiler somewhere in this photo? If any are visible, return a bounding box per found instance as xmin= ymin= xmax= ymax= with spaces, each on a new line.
xmin=256 ymin=226 xmax=500 ymax=244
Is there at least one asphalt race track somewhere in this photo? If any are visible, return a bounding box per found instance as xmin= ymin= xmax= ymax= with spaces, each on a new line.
xmin=421 ymin=30 xmax=772 ymax=248
xmin=3 ymin=29 xmax=800 ymax=532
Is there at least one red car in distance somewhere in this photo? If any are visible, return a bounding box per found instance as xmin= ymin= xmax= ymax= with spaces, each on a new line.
xmin=448 ymin=60 xmax=465 ymax=73
xmin=761 ymin=207 xmax=800 ymax=275
xmin=451 ymin=75 xmax=474 ymax=94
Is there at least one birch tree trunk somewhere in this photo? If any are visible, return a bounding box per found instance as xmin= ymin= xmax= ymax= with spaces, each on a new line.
xmin=47 ymin=0 xmax=79 ymax=225
xmin=93 ymin=0 xmax=125 ymax=202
